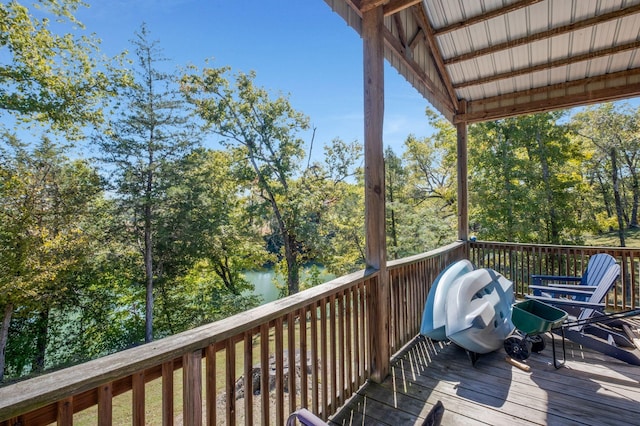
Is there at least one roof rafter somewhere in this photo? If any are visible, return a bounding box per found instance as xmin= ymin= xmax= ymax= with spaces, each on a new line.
xmin=433 ymin=0 xmax=543 ymax=36
xmin=453 ymin=40 xmax=640 ymax=89
xmin=383 ymin=0 xmax=422 ymax=16
xmin=412 ymin=5 xmax=460 ymax=112
xmin=382 ymin=26 xmax=456 ymax=115
xmin=443 ymin=3 xmax=640 ymax=65
xmin=360 ymin=0 xmax=388 ymax=13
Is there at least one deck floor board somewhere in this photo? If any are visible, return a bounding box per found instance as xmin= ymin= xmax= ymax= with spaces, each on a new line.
xmin=330 ymin=335 xmax=640 ymax=426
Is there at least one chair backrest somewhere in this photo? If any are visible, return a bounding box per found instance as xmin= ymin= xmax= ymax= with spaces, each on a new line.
xmin=581 ymin=254 xmax=617 ymax=286
xmin=578 ymin=263 xmax=620 ymax=321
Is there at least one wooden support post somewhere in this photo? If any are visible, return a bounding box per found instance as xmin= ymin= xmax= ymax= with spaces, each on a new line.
xmin=363 ymin=4 xmax=389 ymax=383
xmin=456 ymin=101 xmax=469 ymax=241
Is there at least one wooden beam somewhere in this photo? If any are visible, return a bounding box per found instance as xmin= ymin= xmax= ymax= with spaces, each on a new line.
xmin=407 ymin=27 xmax=424 ymax=51
xmin=453 ymin=40 xmax=640 ymax=89
xmin=443 ymin=4 xmax=640 ymax=65
xmin=383 ymin=0 xmax=421 ymax=17
xmin=433 ymin=0 xmax=543 ymax=36
xmin=360 ymin=0 xmax=388 ymax=13
xmin=362 ymin=5 xmax=389 ymax=383
xmin=383 ymin=27 xmax=455 ymax=112
xmin=393 ymin=14 xmax=407 ymax=51
xmin=455 ymin=69 xmax=640 ymax=123
xmin=413 ymin=6 xmax=460 ymax=112
xmin=456 ymin=101 xmax=468 ymax=241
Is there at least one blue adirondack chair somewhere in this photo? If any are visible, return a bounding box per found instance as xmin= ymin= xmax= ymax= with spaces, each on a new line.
xmin=526 ymin=263 xmax=640 ymax=366
xmin=530 ymin=253 xmax=616 ymax=302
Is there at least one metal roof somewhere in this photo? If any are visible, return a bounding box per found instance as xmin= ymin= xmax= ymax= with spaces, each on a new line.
xmin=323 ymin=0 xmax=640 ymax=123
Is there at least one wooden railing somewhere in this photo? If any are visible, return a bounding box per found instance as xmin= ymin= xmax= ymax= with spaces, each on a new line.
xmin=0 ymin=242 xmax=465 ymax=425
xmin=387 ymin=242 xmax=467 ymax=354
xmin=469 ymin=241 xmax=640 ymax=310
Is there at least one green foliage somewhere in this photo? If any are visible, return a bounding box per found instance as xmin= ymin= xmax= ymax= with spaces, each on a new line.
xmin=0 ymin=135 xmax=105 ymax=380
xmin=182 ymin=67 xmax=362 ymax=294
xmin=571 ymin=102 xmax=640 ymax=246
xmin=93 ymin=24 xmax=201 ymax=342
xmin=469 ymin=112 xmax=588 ymax=244
xmin=0 ymin=0 xmax=130 ymax=138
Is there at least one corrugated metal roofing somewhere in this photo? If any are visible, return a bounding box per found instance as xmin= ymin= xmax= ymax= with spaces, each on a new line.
xmin=323 ymin=0 xmax=640 ymax=123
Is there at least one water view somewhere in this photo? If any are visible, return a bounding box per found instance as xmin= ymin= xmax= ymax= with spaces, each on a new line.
xmin=244 ymin=266 xmax=335 ymax=304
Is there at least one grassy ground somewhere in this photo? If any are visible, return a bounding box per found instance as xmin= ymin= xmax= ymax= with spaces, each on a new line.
xmin=584 ymin=227 xmax=640 ymax=247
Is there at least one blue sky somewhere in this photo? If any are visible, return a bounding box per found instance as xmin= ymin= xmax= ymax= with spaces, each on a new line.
xmin=73 ymin=0 xmax=436 ymax=157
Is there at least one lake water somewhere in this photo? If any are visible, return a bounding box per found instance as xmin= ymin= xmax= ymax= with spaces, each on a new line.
xmin=244 ymin=266 xmax=335 ymax=304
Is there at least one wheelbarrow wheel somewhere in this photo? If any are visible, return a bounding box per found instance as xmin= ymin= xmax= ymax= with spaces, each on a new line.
xmin=504 ymin=335 xmax=531 ymax=361
xmin=529 ymin=335 xmax=546 ymax=353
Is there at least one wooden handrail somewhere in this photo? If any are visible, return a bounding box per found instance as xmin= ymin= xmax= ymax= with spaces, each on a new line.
xmin=469 ymin=240 xmax=640 ymax=310
xmin=0 ymin=241 xmax=478 ymax=425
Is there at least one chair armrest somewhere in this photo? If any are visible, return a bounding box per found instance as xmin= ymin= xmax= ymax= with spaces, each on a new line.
xmin=546 ymin=283 xmax=596 ymax=292
xmin=528 ymin=285 xmax=595 ymax=298
xmin=531 ymin=275 xmax=581 ymax=286
xmin=525 ymin=294 xmax=606 ymax=309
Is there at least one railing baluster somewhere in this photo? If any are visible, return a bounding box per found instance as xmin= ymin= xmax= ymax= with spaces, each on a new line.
xmin=206 ymin=344 xmax=216 ymax=426
xmin=299 ymin=305 xmax=308 ymax=409
xmin=337 ymin=291 xmax=345 ymax=407
xmin=244 ymin=330 xmax=254 ymax=426
xmin=225 ymin=339 xmax=236 ymax=426
xmin=161 ymin=361 xmax=173 ymax=426
xmin=320 ymin=297 xmax=328 ymax=419
xmin=132 ymin=372 xmax=144 ymax=426
xmin=287 ymin=311 xmax=296 ymax=414
xmin=98 ymin=383 xmax=112 ymax=426
xmin=345 ymin=288 xmax=353 ymax=396
xmin=310 ymin=301 xmax=319 ymax=416
xmin=259 ymin=323 xmax=269 ymax=425
xmin=57 ymin=397 xmax=72 ymax=426
xmin=275 ymin=317 xmax=284 ymax=425
xmin=183 ymin=350 xmax=202 ymax=426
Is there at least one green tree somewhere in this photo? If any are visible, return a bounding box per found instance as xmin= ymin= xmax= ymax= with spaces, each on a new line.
xmin=0 ymin=0 xmax=129 ymax=138
xmin=152 ymin=148 xmax=264 ymax=335
xmin=94 ymin=25 xmax=200 ymax=342
xmin=0 ymin=136 xmax=103 ymax=380
xmin=183 ymin=66 xmax=357 ymax=295
xmin=385 ymin=147 xmax=406 ymax=259
xmin=469 ymin=113 xmax=587 ymax=243
xmin=571 ymin=103 xmax=638 ymax=246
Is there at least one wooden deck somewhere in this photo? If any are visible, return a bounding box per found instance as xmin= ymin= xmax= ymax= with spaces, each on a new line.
xmin=329 ymin=334 xmax=640 ymax=426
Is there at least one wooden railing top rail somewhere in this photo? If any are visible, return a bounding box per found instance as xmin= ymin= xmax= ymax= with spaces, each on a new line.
xmin=0 ymin=268 xmax=375 ymax=420
xmin=387 ymin=241 xmax=466 ymax=268
xmin=470 ymin=240 xmax=640 ymax=253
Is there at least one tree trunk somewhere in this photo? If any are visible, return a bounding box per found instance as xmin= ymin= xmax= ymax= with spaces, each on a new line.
xmin=595 ymin=171 xmax=614 ymax=219
xmin=537 ymin=130 xmax=560 ymax=243
xmin=0 ymin=303 xmax=13 ymax=382
xmin=611 ymin=148 xmax=626 ymax=247
xmin=144 ymin=163 xmax=154 ymax=342
xmin=285 ymin=234 xmax=300 ymax=296
xmin=625 ymin=154 xmax=639 ymax=228
xmin=32 ymin=309 xmax=49 ymax=373
xmin=144 ymin=203 xmax=154 ymax=343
